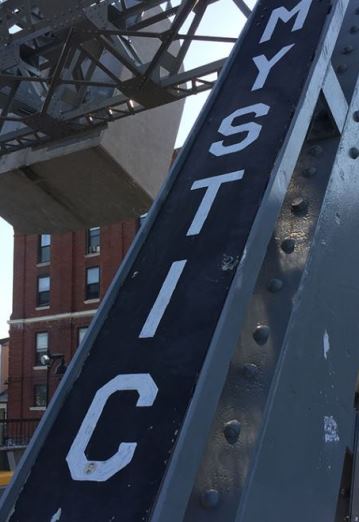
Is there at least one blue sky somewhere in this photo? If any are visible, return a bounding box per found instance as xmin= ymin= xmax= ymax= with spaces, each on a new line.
xmin=0 ymin=0 xmax=248 ymax=338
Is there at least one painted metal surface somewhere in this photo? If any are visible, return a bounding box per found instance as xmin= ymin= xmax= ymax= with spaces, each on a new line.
xmin=233 ymin=71 xmax=359 ymax=522
xmin=183 ymin=0 xmax=359 ymax=517
xmin=151 ymin=0 xmax=351 ymax=519
xmin=183 ymin=104 xmax=343 ymax=521
xmin=0 ymin=0 xmax=336 ymax=520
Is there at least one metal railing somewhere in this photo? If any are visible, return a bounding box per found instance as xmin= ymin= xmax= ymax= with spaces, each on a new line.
xmin=0 ymin=419 xmax=39 ymax=448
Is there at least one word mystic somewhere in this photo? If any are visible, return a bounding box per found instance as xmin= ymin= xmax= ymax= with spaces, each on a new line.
xmin=67 ymin=0 xmax=314 ymax=482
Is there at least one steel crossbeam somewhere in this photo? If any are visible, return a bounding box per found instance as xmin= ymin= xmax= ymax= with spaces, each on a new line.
xmin=0 ymin=0 xmax=247 ymax=156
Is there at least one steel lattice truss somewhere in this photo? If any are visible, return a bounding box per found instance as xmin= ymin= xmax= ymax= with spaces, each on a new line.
xmin=0 ymin=0 xmax=250 ymax=155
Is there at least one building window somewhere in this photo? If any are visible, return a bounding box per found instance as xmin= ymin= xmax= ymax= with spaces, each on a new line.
xmin=87 ymin=227 xmax=100 ymax=254
xmin=35 ymin=332 xmax=48 ymax=365
xmin=38 ymin=234 xmax=51 ymax=263
xmin=86 ymin=267 xmax=100 ymax=300
xmin=34 ymin=384 xmax=47 ymax=407
xmin=37 ymin=275 xmax=50 ymax=307
xmin=78 ymin=327 xmax=88 ymax=346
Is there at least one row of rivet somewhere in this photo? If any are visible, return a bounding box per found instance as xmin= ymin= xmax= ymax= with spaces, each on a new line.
xmin=199 ymin=5 xmax=359 ymax=512
xmin=350 ymin=111 xmax=359 ymax=158
xmin=199 ymin=10 xmax=359 ymax=509
xmin=342 ymin=3 xmax=359 ymax=154
xmin=337 ymin=6 xmax=359 ymax=75
xmin=199 ymin=136 xmax=327 ymax=509
xmin=252 ymin=184 xmax=309 ymax=345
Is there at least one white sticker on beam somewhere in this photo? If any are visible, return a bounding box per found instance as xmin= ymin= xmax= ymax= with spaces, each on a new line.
xmin=139 ymin=260 xmax=187 ymax=339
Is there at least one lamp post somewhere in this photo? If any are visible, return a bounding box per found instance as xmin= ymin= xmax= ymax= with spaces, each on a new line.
xmin=40 ymin=352 xmax=67 ymax=407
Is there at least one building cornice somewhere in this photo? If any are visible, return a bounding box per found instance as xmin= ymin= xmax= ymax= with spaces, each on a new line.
xmin=9 ymin=309 xmax=97 ymax=326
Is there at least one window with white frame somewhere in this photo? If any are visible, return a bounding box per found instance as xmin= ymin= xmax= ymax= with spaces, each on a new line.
xmin=34 ymin=384 xmax=47 ymax=407
xmin=86 ymin=267 xmax=100 ymax=300
xmin=87 ymin=227 xmax=100 ymax=254
xmin=35 ymin=332 xmax=48 ymax=366
xmin=37 ymin=275 xmax=50 ymax=307
xmin=38 ymin=234 xmax=51 ymax=263
xmin=78 ymin=326 xmax=88 ymax=346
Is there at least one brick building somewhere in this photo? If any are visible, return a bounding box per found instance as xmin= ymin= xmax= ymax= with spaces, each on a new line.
xmin=0 ymin=338 xmax=9 ymax=418
xmin=7 ymin=221 xmax=138 ymax=420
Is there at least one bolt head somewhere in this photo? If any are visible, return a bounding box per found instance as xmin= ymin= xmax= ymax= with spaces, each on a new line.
xmin=224 ymin=420 xmax=241 ymax=444
xmin=253 ymin=325 xmax=270 ymax=345
xmin=281 ymin=238 xmax=295 ymax=254
xmin=350 ymin=25 xmax=359 ymax=33
xmin=350 ymin=147 xmax=359 ymax=159
xmin=201 ymin=489 xmax=220 ymax=509
xmin=342 ymin=45 xmax=354 ymax=54
xmin=267 ymin=278 xmax=283 ymax=293
xmin=353 ymin=111 xmax=359 ymax=122
xmin=302 ymin=166 xmax=317 ymax=178
xmin=243 ymin=363 xmax=258 ymax=379
xmin=336 ymin=63 xmax=348 ymax=74
xmin=291 ymin=197 xmax=308 ymax=214
xmin=308 ymin=145 xmax=323 ymax=158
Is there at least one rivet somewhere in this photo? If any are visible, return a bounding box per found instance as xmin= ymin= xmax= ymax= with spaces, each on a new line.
xmin=253 ymin=325 xmax=270 ymax=345
xmin=267 ymin=278 xmax=283 ymax=293
xmin=308 ymin=145 xmax=323 ymax=157
xmin=281 ymin=238 xmax=295 ymax=254
xmin=343 ymin=44 xmax=354 ymax=54
xmin=336 ymin=63 xmax=348 ymax=74
xmin=350 ymin=25 xmax=359 ymax=33
xmin=350 ymin=147 xmax=359 ymax=159
xmin=223 ymin=420 xmax=241 ymax=445
xmin=302 ymin=166 xmax=317 ymax=178
xmin=243 ymin=363 xmax=258 ymax=379
xmin=291 ymin=197 xmax=308 ymax=214
xmin=201 ymin=489 xmax=220 ymax=509
xmin=353 ymin=111 xmax=359 ymax=122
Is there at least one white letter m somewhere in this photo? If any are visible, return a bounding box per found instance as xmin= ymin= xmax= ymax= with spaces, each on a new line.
xmin=260 ymin=0 xmax=312 ymax=44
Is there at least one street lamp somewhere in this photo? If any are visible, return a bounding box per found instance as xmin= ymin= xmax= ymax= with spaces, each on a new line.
xmin=40 ymin=352 xmax=67 ymax=406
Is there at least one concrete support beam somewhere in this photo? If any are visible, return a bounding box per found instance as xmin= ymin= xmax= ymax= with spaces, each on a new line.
xmin=0 ymin=98 xmax=183 ymax=233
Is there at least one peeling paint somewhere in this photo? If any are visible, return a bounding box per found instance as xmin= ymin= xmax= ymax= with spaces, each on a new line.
xmin=324 ymin=416 xmax=340 ymax=443
xmin=323 ymin=330 xmax=330 ymax=360
xmin=221 ymin=254 xmax=239 ymax=271
xmin=50 ymin=508 xmax=62 ymax=521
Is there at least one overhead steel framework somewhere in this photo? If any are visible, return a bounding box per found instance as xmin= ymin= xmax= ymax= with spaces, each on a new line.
xmin=0 ymin=0 xmax=248 ymax=155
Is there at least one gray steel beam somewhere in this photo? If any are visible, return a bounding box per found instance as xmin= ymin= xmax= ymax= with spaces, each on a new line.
xmin=150 ymin=0 xmax=353 ymax=517
xmin=0 ymin=0 xmax=353 ymax=520
xmin=183 ymin=106 xmax=344 ymax=522
xmin=234 ymin=71 xmax=359 ymax=522
xmin=182 ymin=2 xmax=359 ymax=519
